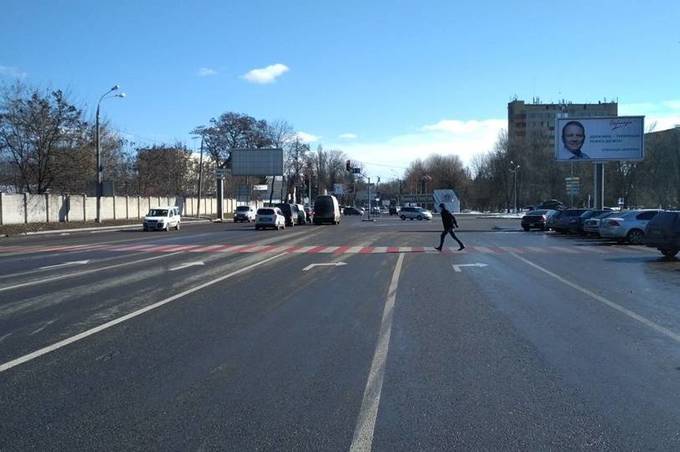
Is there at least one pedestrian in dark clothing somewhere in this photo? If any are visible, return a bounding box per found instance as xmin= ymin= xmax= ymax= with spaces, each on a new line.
xmin=435 ymin=203 xmax=465 ymax=251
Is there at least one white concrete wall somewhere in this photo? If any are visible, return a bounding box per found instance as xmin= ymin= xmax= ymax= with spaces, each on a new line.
xmin=0 ymin=194 xmax=236 ymax=225
xmin=47 ymin=195 xmax=63 ymax=222
xmin=26 ymin=194 xmax=47 ymax=223
xmin=1 ymin=194 xmax=25 ymax=225
xmin=68 ymin=195 xmax=86 ymax=222
xmin=114 ymin=196 xmax=127 ymax=220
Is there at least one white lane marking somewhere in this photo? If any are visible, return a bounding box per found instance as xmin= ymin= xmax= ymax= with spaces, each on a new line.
xmin=452 ymin=263 xmax=488 ymax=272
xmin=302 ymin=262 xmax=347 ymax=272
xmin=346 ymin=246 xmax=364 ymax=253
xmin=371 ymin=247 xmax=388 ymax=254
xmin=319 ymin=246 xmax=339 ymax=253
xmin=0 ymin=333 xmax=13 ymax=343
xmin=509 ymin=252 xmax=680 ymax=343
xmin=0 ymin=253 xmax=287 ymax=373
xmin=40 ymin=260 xmax=90 ymax=270
xmin=350 ymin=253 xmax=405 ymax=452
xmin=398 ymin=246 xmax=412 ymax=253
xmin=169 ymin=261 xmax=205 ymax=271
xmin=0 ymin=252 xmax=183 ymax=293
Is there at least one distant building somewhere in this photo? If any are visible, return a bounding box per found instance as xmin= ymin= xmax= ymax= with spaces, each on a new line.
xmin=508 ymin=98 xmax=618 ymax=148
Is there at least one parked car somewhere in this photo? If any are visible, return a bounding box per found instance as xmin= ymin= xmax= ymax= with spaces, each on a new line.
xmin=583 ymin=211 xmax=617 ymax=236
xmin=599 ymin=209 xmax=661 ymax=244
xmin=400 ymin=206 xmax=432 ymax=221
xmin=313 ymin=195 xmax=341 ymax=225
xmin=545 ymin=209 xmax=562 ymax=231
xmin=521 ymin=209 xmax=554 ymax=231
xmin=371 ymin=206 xmax=381 ymax=215
xmin=255 ymin=207 xmax=285 ymax=230
xmin=643 ymin=210 xmax=680 ymax=257
xmin=295 ymin=204 xmax=308 ymax=224
xmin=343 ymin=206 xmax=364 ymax=216
xmin=551 ymin=209 xmax=589 ymax=233
xmin=233 ymin=205 xmax=256 ymax=223
xmin=143 ymin=206 xmax=181 ymax=231
xmin=576 ymin=209 xmax=611 ymax=235
xmin=275 ymin=203 xmax=297 ymax=227
xmin=389 ymin=206 xmax=401 ymax=216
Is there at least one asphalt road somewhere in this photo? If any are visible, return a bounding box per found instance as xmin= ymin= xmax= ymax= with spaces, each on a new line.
xmin=2 ymin=215 xmax=680 ymax=450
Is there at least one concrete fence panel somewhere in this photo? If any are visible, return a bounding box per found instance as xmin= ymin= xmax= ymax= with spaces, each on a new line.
xmin=85 ymin=197 xmax=97 ymax=221
xmin=114 ymin=197 xmax=127 ymax=220
xmin=1 ymin=194 xmax=25 ymax=225
xmin=139 ymin=197 xmax=150 ymax=217
xmin=68 ymin=196 xmax=85 ymax=222
xmin=47 ymin=194 xmax=63 ymax=222
xmin=26 ymin=194 xmax=47 ymax=223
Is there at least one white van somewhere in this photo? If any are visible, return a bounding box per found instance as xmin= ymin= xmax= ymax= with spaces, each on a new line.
xmin=143 ymin=206 xmax=181 ymax=231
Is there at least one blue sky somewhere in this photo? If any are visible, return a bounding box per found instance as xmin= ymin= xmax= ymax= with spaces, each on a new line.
xmin=2 ymin=0 xmax=679 ymax=179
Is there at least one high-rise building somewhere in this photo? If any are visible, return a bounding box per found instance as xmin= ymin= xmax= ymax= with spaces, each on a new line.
xmin=508 ymin=98 xmax=618 ymax=148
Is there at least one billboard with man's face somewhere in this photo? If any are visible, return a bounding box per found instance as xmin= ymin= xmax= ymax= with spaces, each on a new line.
xmin=554 ymin=116 xmax=644 ymax=161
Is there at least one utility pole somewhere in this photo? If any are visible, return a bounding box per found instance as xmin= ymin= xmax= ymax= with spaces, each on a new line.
xmin=197 ymin=135 xmax=204 ymax=216
xmin=509 ymin=160 xmax=520 ymax=213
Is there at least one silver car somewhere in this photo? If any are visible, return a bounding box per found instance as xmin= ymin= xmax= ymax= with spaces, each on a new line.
xmin=582 ymin=211 xmax=616 ymax=236
xmin=598 ymin=210 xmax=660 ymax=244
xmin=399 ymin=206 xmax=432 ymax=220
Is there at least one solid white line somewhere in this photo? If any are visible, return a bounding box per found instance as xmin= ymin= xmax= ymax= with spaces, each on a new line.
xmin=350 ymin=253 xmax=405 ymax=452
xmin=0 ymin=252 xmax=287 ymax=373
xmin=0 ymin=252 xmax=183 ymax=293
xmin=508 ymin=252 xmax=680 ymax=343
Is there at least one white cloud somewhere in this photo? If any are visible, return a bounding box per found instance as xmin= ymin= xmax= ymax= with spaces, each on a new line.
xmin=296 ymin=131 xmax=320 ymax=143
xmin=338 ymin=133 xmax=358 ymax=140
xmin=620 ymin=99 xmax=680 ymax=132
xmin=197 ymin=67 xmax=217 ymax=77
xmin=326 ymin=118 xmax=506 ymax=180
xmin=0 ymin=65 xmax=27 ymax=78
xmin=242 ymin=63 xmax=289 ymax=84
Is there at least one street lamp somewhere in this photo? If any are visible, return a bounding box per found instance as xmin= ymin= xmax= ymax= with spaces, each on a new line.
xmin=95 ymin=84 xmax=126 ymax=223
xmin=509 ymin=160 xmax=520 ymax=213
xmin=191 ymin=129 xmax=206 ymax=217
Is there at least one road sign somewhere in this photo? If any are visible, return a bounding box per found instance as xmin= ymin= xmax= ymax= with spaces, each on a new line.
xmin=253 ymin=184 xmax=268 ymax=191
xmin=215 ymin=168 xmax=226 ymax=179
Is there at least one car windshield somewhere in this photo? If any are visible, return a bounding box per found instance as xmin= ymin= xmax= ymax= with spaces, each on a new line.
xmin=236 ymin=206 xmax=250 ymax=212
xmin=148 ymin=209 xmax=168 ymax=217
xmin=257 ymin=209 xmax=274 ymax=215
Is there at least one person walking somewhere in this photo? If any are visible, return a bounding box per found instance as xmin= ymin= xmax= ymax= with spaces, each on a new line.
xmin=435 ymin=203 xmax=465 ymax=251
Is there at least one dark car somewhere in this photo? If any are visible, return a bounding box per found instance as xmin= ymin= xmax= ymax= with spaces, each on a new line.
xmin=552 ymin=209 xmax=589 ymax=233
xmin=275 ymin=203 xmax=297 ymax=227
xmin=343 ymin=206 xmax=364 ymax=216
xmin=389 ymin=206 xmax=400 ymax=215
xmin=521 ymin=209 xmax=553 ymax=231
xmin=644 ymin=210 xmax=680 ymax=257
xmin=576 ymin=209 xmax=611 ymax=235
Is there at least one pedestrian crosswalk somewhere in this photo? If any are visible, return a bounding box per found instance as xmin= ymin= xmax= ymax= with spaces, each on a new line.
xmin=0 ymin=243 xmax=658 ymax=256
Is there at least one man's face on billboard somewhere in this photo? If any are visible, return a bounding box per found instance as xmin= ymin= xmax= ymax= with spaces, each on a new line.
xmin=563 ymin=123 xmax=585 ymax=152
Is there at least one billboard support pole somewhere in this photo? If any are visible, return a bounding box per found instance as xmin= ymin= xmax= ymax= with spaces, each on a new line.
xmin=593 ymin=163 xmax=604 ymax=210
xmin=217 ymin=176 xmax=224 ymax=220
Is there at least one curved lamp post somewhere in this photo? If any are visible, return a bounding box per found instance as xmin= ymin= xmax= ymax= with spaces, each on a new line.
xmin=96 ymin=84 xmax=126 ymax=223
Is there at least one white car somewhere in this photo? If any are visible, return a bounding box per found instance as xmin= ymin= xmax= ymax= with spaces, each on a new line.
xmin=234 ymin=205 xmax=256 ymax=222
xmin=143 ymin=206 xmax=181 ymax=231
xmin=399 ymin=206 xmax=433 ymax=221
xmin=255 ymin=207 xmax=286 ymax=230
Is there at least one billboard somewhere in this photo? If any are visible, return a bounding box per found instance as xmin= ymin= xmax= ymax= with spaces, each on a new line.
xmin=555 ymin=116 xmax=644 ymax=161
xmin=231 ymin=148 xmax=284 ymax=176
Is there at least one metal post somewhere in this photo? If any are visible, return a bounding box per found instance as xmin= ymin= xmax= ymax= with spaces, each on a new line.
xmin=95 ymin=104 xmax=101 ymax=223
xmin=367 ymin=177 xmax=371 ymax=220
xmin=217 ymin=176 xmax=224 ymax=220
xmin=513 ymin=170 xmax=518 ymax=213
xmin=197 ymin=136 xmax=204 ymax=217
xmin=593 ymin=163 xmax=604 ymax=210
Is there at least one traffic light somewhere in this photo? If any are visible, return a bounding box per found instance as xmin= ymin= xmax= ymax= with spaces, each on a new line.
xmin=346 ymin=160 xmax=351 ymax=172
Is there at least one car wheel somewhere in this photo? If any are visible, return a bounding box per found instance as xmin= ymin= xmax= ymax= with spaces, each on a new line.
xmin=417 ymin=215 xmax=423 ymax=221
xmin=661 ymin=248 xmax=679 ymax=258
xmin=626 ymin=229 xmax=644 ymax=245
xmin=400 ymin=215 xmax=406 ymax=221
